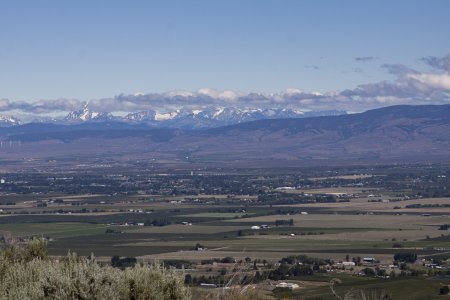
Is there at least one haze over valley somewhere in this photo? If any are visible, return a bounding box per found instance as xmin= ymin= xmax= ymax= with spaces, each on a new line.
xmin=1 ymin=1 xmax=450 ymax=299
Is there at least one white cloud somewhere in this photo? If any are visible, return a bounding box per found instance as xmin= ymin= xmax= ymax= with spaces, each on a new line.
xmin=0 ymin=99 xmax=11 ymax=110
xmin=164 ymin=90 xmax=196 ymax=98
xmin=283 ymin=88 xmax=304 ymax=96
xmin=197 ymin=88 xmax=242 ymax=101
xmin=1 ymin=54 xmax=450 ymax=115
xmin=407 ymin=73 xmax=450 ymax=91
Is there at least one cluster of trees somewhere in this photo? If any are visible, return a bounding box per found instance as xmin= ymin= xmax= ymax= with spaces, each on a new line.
xmin=274 ymin=219 xmax=294 ymax=226
xmin=199 ymin=256 xmax=235 ymax=264
xmin=440 ymin=286 xmax=450 ymax=295
xmin=406 ymin=204 xmax=450 ymax=208
xmin=416 ymin=188 xmax=450 ymax=198
xmin=184 ymin=268 xmax=268 ymax=287
xmin=184 ymin=274 xmax=222 ymax=285
xmin=257 ymin=192 xmax=341 ymax=205
xmin=269 ymin=264 xmax=314 ymax=280
xmin=279 ymin=255 xmax=330 ymax=266
xmin=361 ymin=266 xmax=428 ymax=278
xmin=268 ymin=255 xmax=330 ymax=280
xmin=280 ymin=231 xmax=325 ymax=236
xmin=162 ymin=260 xmax=193 ymax=269
xmin=144 ymin=219 xmax=171 ymax=226
xmin=275 ymin=209 xmax=306 ymax=215
xmin=360 ymin=267 xmax=392 ymax=277
xmin=110 ymin=256 xmax=137 ymax=268
xmin=393 ymin=253 xmax=417 ymax=263
xmin=438 ymin=224 xmax=450 ymax=230
xmin=184 ymin=271 xmax=265 ymax=286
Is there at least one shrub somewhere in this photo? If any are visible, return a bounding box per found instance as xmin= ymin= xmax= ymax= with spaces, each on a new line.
xmin=220 ymin=257 xmax=235 ymax=264
xmin=0 ymin=240 xmax=191 ymax=300
xmin=393 ymin=252 xmax=417 ymax=263
xmin=361 ymin=267 xmax=376 ymax=276
xmin=111 ymin=256 xmax=137 ymax=268
xmin=2 ymin=237 xmax=48 ymax=263
xmin=440 ymin=286 xmax=450 ymax=295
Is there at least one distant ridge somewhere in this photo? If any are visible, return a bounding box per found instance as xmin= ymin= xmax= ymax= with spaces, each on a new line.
xmin=0 ymin=104 xmax=449 ymax=165
xmin=1 ymin=107 xmax=346 ymax=129
xmin=0 ymin=115 xmax=21 ymax=127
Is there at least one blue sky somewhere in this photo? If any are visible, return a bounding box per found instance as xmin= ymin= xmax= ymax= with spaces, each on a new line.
xmin=1 ymin=0 xmax=450 ymax=114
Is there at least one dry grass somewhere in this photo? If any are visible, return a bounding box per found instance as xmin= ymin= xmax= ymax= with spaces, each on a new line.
xmin=282 ymin=187 xmax=378 ymax=195
xmin=284 ymin=197 xmax=450 ymax=213
xmin=140 ymin=250 xmax=298 ymax=262
xmin=226 ymin=213 xmax=447 ymax=229
xmin=309 ymin=174 xmax=377 ymax=180
xmin=130 ymin=224 xmax=247 ymax=234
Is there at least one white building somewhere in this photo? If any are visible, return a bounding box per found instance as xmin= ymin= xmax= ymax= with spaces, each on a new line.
xmin=342 ymin=261 xmax=356 ymax=269
xmin=275 ymin=282 xmax=300 ymax=289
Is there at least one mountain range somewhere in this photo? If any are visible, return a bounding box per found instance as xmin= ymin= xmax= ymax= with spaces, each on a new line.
xmin=0 ymin=106 xmax=346 ymax=129
xmin=0 ymin=104 xmax=449 ymax=166
xmin=0 ymin=115 xmax=21 ymax=127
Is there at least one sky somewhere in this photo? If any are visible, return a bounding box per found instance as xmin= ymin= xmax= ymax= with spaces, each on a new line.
xmin=1 ymin=0 xmax=450 ymax=116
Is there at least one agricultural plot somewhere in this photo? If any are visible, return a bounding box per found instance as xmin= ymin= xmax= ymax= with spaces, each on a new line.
xmin=1 ymin=164 xmax=450 ymax=299
xmin=283 ymin=275 xmax=450 ymax=300
xmin=287 ymin=197 xmax=450 ymax=214
xmin=0 ymin=222 xmax=111 ymax=238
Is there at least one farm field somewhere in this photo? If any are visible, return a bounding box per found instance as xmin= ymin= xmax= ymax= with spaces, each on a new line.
xmin=0 ymin=222 xmax=111 ymax=238
xmin=273 ymin=275 xmax=450 ymax=300
xmin=0 ymin=164 xmax=450 ymax=298
xmin=285 ymin=197 xmax=450 ymax=213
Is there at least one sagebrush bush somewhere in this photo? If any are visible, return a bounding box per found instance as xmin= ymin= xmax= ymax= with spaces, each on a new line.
xmin=0 ymin=239 xmax=191 ymax=300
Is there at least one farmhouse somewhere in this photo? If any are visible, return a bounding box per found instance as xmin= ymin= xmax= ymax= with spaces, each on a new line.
xmin=362 ymin=257 xmax=376 ymax=264
xmin=342 ymin=261 xmax=356 ymax=269
xmin=250 ymin=224 xmax=270 ymax=230
xmin=275 ymin=187 xmax=295 ymax=190
xmin=275 ymin=282 xmax=300 ymax=289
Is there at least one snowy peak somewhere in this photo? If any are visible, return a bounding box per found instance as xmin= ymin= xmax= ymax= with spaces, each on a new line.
xmin=124 ymin=110 xmax=156 ymax=122
xmin=0 ymin=115 xmax=21 ymax=127
xmin=65 ymin=105 xmax=114 ymax=122
xmin=121 ymin=107 xmax=346 ymax=129
xmin=1 ymin=107 xmax=346 ymax=128
xmin=155 ymin=110 xmax=180 ymax=121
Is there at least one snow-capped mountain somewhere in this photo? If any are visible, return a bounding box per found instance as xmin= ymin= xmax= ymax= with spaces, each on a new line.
xmin=124 ymin=110 xmax=156 ymax=122
xmin=29 ymin=116 xmax=60 ymax=124
xmin=121 ymin=107 xmax=346 ymax=129
xmin=65 ymin=105 xmax=114 ymax=122
xmin=0 ymin=107 xmax=346 ymax=128
xmin=0 ymin=115 xmax=21 ymax=127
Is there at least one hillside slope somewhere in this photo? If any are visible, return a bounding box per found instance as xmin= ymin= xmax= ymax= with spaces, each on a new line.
xmin=0 ymin=104 xmax=449 ymax=165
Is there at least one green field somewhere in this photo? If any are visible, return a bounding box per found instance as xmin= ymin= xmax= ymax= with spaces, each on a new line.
xmin=278 ymin=275 xmax=450 ymax=300
xmin=0 ymin=222 xmax=110 ymax=238
xmin=179 ymin=212 xmax=248 ymax=218
xmin=1 ymin=164 xmax=450 ymax=299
